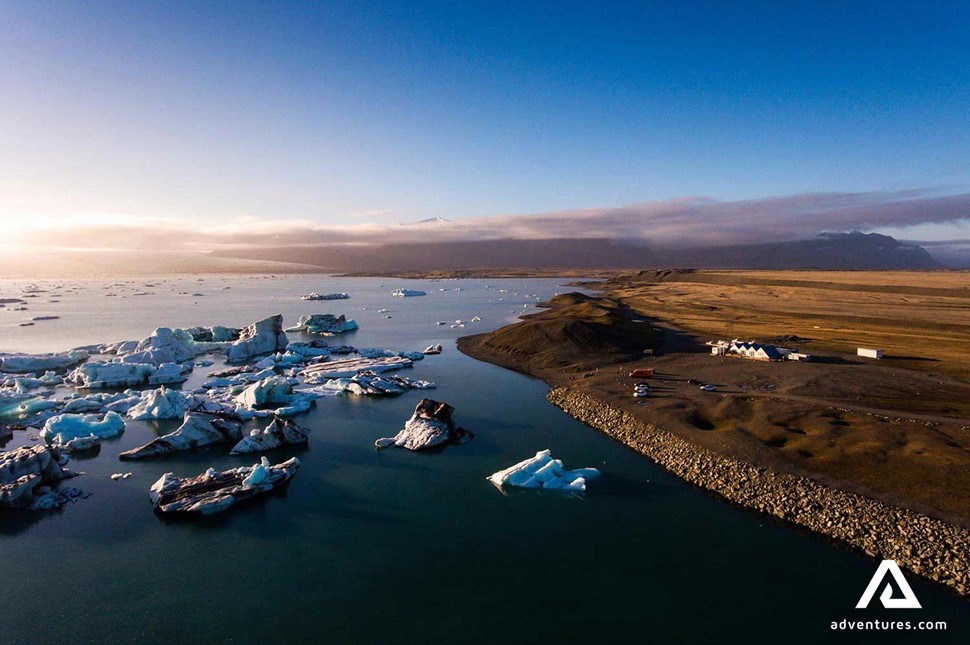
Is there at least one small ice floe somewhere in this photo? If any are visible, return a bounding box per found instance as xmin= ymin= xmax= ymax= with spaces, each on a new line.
xmin=301 ymin=292 xmax=350 ymax=301
xmin=0 ymin=444 xmax=85 ymax=510
xmin=31 ymin=316 xmax=59 ymax=321
xmin=120 ymin=412 xmax=243 ymax=460
xmin=378 ymin=308 xmax=390 ymax=314
xmin=313 ymin=370 xmax=436 ymax=396
xmin=229 ymin=417 xmax=310 ymax=454
xmin=225 ymin=315 xmax=288 ymax=362
xmin=375 ymin=399 xmax=472 ymax=451
xmin=423 ymin=344 xmax=443 ymax=355
xmin=285 ymin=314 xmax=358 ymax=334
xmin=41 ymin=411 xmax=125 ymax=451
xmin=0 ymin=349 xmax=88 ymax=374
xmin=487 ymin=450 xmax=600 ymax=492
xmin=435 ymin=321 xmax=447 ymax=326
xmin=110 ymin=472 xmax=132 ymax=481
xmin=390 ymin=288 xmax=427 ymax=297
xmin=149 ymin=456 xmax=301 ymax=515
xmin=301 ymin=356 xmax=413 ymax=380
xmin=470 ymin=316 xmax=482 ymax=322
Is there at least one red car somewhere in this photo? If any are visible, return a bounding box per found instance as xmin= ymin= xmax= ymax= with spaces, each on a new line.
xmin=628 ymin=368 xmax=654 ymax=378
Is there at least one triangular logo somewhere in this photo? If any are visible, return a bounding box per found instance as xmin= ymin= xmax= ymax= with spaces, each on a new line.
xmin=856 ymin=560 xmax=922 ymax=609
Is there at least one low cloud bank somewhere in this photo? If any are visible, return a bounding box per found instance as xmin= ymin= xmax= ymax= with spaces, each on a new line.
xmin=10 ymin=189 xmax=970 ymax=252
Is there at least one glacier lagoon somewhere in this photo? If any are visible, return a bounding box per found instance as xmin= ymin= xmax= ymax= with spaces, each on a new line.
xmin=0 ymin=275 xmax=965 ymax=643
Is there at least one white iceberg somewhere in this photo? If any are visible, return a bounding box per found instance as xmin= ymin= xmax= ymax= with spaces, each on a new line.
xmin=118 ymin=327 xmax=195 ymax=365
xmin=390 ymin=288 xmax=427 ymax=297
xmin=0 ymin=349 xmax=88 ymax=374
xmin=68 ymin=361 xmax=156 ymax=388
xmin=301 ymin=356 xmax=412 ymax=380
xmin=301 ymin=292 xmax=350 ymax=301
xmin=375 ymin=399 xmax=471 ymax=451
xmin=487 ymin=450 xmax=600 ymax=492
xmin=315 ymin=370 xmax=436 ymax=396
xmin=230 ymin=417 xmax=311 ymax=454
xmin=127 ymin=386 xmax=192 ymax=420
xmin=286 ymin=314 xmax=358 ymax=335
xmin=235 ymin=376 xmax=295 ymax=408
xmin=226 ymin=315 xmax=288 ymax=362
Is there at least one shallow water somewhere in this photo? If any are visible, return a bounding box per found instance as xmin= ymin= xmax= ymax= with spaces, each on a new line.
xmin=0 ymin=276 xmax=965 ymax=643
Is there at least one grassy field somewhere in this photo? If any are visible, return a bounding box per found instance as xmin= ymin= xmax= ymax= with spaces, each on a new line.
xmin=605 ymin=269 xmax=970 ymax=378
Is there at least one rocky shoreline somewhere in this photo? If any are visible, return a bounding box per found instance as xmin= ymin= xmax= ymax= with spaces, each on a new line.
xmin=546 ymin=387 xmax=969 ymax=597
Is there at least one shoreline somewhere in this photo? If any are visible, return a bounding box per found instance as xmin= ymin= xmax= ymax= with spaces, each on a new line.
xmin=545 ymin=387 xmax=969 ymax=597
xmin=456 ymin=294 xmax=970 ymax=598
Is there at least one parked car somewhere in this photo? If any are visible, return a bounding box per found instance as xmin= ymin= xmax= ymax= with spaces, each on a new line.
xmin=700 ymin=384 xmax=717 ymax=392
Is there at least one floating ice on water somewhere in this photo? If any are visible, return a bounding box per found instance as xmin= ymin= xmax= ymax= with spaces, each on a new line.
xmin=301 ymin=292 xmax=350 ymax=301
xmin=375 ymin=399 xmax=471 ymax=451
xmin=225 ymin=315 xmax=288 ymax=362
xmin=41 ymin=411 xmax=125 ymax=448
xmin=230 ymin=417 xmax=311 ymax=454
xmin=390 ymin=289 xmax=427 ymax=297
xmin=487 ymin=450 xmax=600 ymax=492
xmin=285 ymin=314 xmax=358 ymax=335
xmin=0 ymin=349 xmax=88 ymax=374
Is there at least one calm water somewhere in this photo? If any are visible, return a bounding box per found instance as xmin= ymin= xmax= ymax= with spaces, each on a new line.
xmin=0 ymin=275 xmax=965 ymax=644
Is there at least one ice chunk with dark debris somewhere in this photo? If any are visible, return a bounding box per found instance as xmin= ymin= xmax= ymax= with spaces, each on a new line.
xmin=375 ymin=399 xmax=471 ymax=451
xmin=229 ymin=417 xmax=310 ymax=454
xmin=148 ymin=456 xmax=300 ymax=515
xmin=119 ymin=412 xmax=243 ymax=460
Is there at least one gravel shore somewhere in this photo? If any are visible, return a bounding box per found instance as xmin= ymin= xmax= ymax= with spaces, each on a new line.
xmin=547 ymin=387 xmax=970 ymax=597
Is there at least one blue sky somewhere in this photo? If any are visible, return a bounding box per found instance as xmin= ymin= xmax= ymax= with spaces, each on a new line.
xmin=0 ymin=1 xmax=968 ymax=237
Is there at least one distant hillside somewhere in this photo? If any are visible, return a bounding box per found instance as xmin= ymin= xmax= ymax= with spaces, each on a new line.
xmin=213 ymin=232 xmax=939 ymax=272
xmin=650 ymin=232 xmax=939 ymax=269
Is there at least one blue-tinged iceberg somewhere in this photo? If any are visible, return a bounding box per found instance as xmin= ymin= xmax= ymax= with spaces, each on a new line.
xmin=0 ymin=349 xmax=89 ymax=374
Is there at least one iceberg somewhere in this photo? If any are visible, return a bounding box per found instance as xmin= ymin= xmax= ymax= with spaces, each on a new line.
xmin=0 ymin=349 xmax=89 ymax=374
xmin=286 ymin=313 xmax=358 ymax=335
xmin=487 ymin=450 xmax=600 ymax=492
xmin=301 ymin=356 xmax=412 ymax=380
xmin=41 ymin=411 xmax=126 ymax=447
xmin=229 ymin=417 xmax=311 ymax=454
xmin=235 ymin=376 xmax=295 ymax=408
xmin=375 ymin=399 xmax=472 ymax=451
xmin=390 ymin=288 xmax=427 ymax=297
xmin=68 ymin=361 xmax=156 ymax=388
xmin=148 ymin=362 xmax=191 ymax=385
xmin=423 ymin=344 xmax=443 ymax=355
xmin=301 ymin=292 xmax=350 ymax=301
xmin=315 ymin=370 xmax=435 ymax=396
xmin=0 ymin=444 xmax=79 ymax=510
xmin=226 ymin=315 xmax=288 ymax=362
xmin=119 ymin=412 xmax=243 ymax=460
xmin=127 ymin=386 xmax=192 ymax=420
xmin=119 ymin=327 xmax=195 ymax=365
xmin=149 ymin=456 xmax=300 ymax=515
